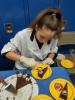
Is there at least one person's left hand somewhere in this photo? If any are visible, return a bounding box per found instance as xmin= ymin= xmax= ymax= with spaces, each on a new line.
xmin=42 ymin=57 xmax=54 ymax=65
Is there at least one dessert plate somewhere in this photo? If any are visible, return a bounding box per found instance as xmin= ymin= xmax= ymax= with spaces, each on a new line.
xmin=61 ymin=59 xmax=74 ymax=68
xmin=32 ymin=94 xmax=53 ymax=100
xmin=32 ymin=64 xmax=52 ymax=80
xmin=49 ymin=78 xmax=75 ymax=100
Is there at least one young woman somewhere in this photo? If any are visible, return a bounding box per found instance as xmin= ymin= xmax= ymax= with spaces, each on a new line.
xmin=1 ymin=8 xmax=64 ymax=69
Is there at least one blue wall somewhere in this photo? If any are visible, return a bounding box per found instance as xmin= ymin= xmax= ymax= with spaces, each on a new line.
xmin=60 ymin=0 xmax=75 ymax=31
xmin=0 ymin=0 xmax=26 ymax=70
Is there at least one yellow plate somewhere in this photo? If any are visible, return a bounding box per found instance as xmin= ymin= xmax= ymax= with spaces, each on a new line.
xmin=61 ymin=59 xmax=74 ymax=68
xmin=31 ymin=64 xmax=52 ymax=80
xmin=74 ymin=88 xmax=75 ymax=97
xmin=49 ymin=78 xmax=75 ymax=100
xmin=32 ymin=94 xmax=53 ymax=100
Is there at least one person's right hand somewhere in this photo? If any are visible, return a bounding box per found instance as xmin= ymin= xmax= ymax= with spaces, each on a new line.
xmin=42 ymin=57 xmax=54 ymax=65
xmin=20 ymin=56 xmax=38 ymax=68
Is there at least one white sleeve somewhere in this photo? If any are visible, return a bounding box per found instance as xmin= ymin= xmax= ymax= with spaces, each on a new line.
xmin=50 ymin=39 xmax=58 ymax=53
xmin=1 ymin=33 xmax=21 ymax=54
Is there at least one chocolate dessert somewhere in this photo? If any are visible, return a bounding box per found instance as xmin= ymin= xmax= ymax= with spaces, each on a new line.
xmin=38 ymin=67 xmax=48 ymax=78
xmin=16 ymin=74 xmax=32 ymax=90
xmin=59 ymin=83 xmax=68 ymax=100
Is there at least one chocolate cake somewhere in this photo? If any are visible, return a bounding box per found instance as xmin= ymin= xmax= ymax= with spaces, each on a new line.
xmin=59 ymin=83 xmax=68 ymax=100
xmin=37 ymin=67 xmax=48 ymax=78
xmin=16 ymin=74 xmax=32 ymax=90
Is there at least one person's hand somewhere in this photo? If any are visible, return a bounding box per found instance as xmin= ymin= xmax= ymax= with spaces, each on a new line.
xmin=42 ymin=57 xmax=54 ymax=65
xmin=20 ymin=56 xmax=38 ymax=68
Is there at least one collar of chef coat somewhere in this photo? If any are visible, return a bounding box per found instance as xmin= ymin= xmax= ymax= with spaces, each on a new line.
xmin=26 ymin=31 xmax=51 ymax=60
xmin=30 ymin=29 xmax=51 ymax=44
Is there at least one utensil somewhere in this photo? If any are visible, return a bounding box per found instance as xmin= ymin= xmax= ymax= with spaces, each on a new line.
xmin=0 ymin=77 xmax=17 ymax=94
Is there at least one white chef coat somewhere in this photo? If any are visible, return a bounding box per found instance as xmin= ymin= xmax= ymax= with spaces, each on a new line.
xmin=1 ymin=28 xmax=58 ymax=69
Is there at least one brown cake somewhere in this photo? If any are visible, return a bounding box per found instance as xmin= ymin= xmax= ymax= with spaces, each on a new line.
xmin=37 ymin=67 xmax=48 ymax=78
xmin=59 ymin=83 xmax=68 ymax=100
xmin=16 ymin=74 xmax=32 ymax=90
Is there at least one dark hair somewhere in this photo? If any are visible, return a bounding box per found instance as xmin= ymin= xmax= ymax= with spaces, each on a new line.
xmin=30 ymin=8 xmax=64 ymax=38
